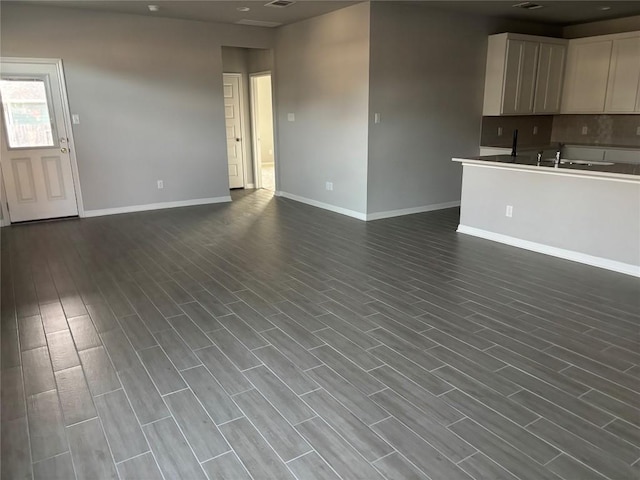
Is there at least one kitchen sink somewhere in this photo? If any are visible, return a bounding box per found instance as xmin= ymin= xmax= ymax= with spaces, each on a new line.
xmin=539 ymin=158 xmax=615 ymax=167
xmin=560 ymin=159 xmax=615 ymax=166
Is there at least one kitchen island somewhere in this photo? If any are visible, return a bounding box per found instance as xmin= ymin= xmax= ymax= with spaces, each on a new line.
xmin=452 ymin=152 xmax=640 ymax=277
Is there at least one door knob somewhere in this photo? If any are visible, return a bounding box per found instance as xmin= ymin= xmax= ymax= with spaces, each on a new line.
xmin=236 ymin=138 xmax=241 ymax=142
xmin=60 ymin=147 xmax=68 ymax=153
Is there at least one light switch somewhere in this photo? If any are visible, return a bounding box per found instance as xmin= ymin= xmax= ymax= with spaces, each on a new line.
xmin=287 ymin=113 xmax=295 ymax=122
xmin=374 ymin=113 xmax=381 ymax=124
xmin=72 ymin=114 xmax=80 ymax=124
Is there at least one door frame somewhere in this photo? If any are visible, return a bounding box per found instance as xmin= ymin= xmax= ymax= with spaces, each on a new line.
xmin=249 ymin=71 xmax=276 ymax=191
xmin=0 ymin=57 xmax=84 ymax=224
xmin=223 ymin=72 xmax=251 ymax=189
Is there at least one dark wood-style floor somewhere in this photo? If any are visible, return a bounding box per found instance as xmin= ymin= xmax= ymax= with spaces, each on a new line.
xmin=1 ymin=189 xmax=639 ymax=480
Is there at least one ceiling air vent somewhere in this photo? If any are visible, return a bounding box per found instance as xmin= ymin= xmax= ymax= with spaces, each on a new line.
xmin=512 ymin=2 xmax=545 ymax=10
xmin=264 ymin=0 xmax=296 ymax=8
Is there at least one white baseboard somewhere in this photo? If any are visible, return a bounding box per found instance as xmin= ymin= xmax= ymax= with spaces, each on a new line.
xmin=83 ymin=196 xmax=232 ymax=218
xmin=245 ymin=183 xmax=255 ymax=189
xmin=276 ymin=191 xmax=367 ymax=221
xmin=276 ymin=192 xmax=460 ymax=222
xmin=457 ymin=224 xmax=640 ymax=277
xmin=366 ymin=201 xmax=460 ymax=221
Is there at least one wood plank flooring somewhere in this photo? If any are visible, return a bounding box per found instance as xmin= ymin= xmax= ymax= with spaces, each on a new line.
xmin=1 ymin=188 xmax=639 ymax=480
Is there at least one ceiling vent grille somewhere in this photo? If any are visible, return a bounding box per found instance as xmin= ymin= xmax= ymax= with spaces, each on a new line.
xmin=512 ymin=2 xmax=545 ymax=10
xmin=265 ymin=0 xmax=296 ymax=8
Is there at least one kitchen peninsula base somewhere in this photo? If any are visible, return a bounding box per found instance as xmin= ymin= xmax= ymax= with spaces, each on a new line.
xmin=453 ymin=157 xmax=640 ymax=277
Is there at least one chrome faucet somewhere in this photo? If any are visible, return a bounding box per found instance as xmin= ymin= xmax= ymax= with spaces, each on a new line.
xmin=555 ymin=143 xmax=564 ymax=167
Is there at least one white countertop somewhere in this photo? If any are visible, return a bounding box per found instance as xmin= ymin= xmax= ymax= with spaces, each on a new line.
xmin=453 ymin=155 xmax=640 ymax=184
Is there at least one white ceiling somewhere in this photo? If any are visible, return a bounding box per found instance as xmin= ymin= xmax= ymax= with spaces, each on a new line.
xmin=12 ymin=0 xmax=640 ymax=27
xmin=15 ymin=1 xmax=359 ymax=27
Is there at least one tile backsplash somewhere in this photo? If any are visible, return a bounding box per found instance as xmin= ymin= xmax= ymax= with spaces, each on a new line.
xmin=550 ymin=115 xmax=640 ymax=147
xmin=481 ymin=116 xmax=554 ymax=148
xmin=481 ymin=114 xmax=640 ymax=149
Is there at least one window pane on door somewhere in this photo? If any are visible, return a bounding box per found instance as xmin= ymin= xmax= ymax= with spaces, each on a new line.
xmin=0 ymin=78 xmax=55 ymax=148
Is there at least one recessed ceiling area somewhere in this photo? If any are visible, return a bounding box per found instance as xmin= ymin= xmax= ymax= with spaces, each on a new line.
xmin=411 ymin=1 xmax=640 ymax=26
xmin=13 ymin=1 xmax=359 ymax=27
xmin=11 ymin=0 xmax=640 ymax=27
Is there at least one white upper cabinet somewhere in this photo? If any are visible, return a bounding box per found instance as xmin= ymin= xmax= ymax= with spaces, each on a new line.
xmin=561 ymin=38 xmax=613 ymax=113
xmin=561 ymin=31 xmax=640 ymax=114
xmin=534 ymin=43 xmax=566 ymax=113
xmin=502 ymin=40 xmax=539 ymax=114
xmin=483 ymin=33 xmax=567 ymax=116
xmin=605 ymin=36 xmax=640 ymax=113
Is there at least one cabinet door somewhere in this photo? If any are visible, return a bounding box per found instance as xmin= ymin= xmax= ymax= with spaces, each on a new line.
xmin=534 ymin=43 xmax=566 ymax=113
xmin=562 ymin=40 xmax=613 ymax=113
xmin=502 ymin=40 xmax=539 ymax=114
xmin=605 ymin=36 xmax=640 ymax=113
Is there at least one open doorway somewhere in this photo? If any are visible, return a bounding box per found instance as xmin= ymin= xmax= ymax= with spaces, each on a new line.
xmin=250 ymin=73 xmax=275 ymax=191
xmin=221 ymin=47 xmax=275 ymax=193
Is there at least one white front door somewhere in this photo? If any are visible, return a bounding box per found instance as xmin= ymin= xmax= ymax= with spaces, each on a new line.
xmin=0 ymin=61 xmax=78 ymax=222
xmin=223 ymin=74 xmax=246 ymax=189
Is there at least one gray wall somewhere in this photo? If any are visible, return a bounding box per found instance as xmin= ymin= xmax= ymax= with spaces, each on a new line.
xmin=274 ymin=2 xmax=371 ymax=214
xmin=221 ymin=46 xmax=249 ymax=73
xmin=459 ymin=165 xmax=640 ymax=267
xmin=0 ymin=4 xmax=274 ymax=212
xmin=366 ymin=2 xmax=560 ymax=215
xmin=248 ymin=49 xmax=274 ymax=74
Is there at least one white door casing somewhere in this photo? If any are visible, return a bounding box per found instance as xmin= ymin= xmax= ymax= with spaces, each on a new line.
xmin=0 ymin=60 xmax=79 ymax=222
xmin=223 ymin=74 xmax=246 ymax=189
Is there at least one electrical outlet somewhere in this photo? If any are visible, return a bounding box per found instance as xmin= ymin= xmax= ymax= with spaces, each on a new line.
xmin=72 ymin=114 xmax=80 ymax=124
xmin=581 ymin=126 xmax=588 ymax=135
xmin=326 ymin=182 xmax=333 ymax=191
xmin=533 ymin=126 xmax=538 ymax=135
xmin=497 ymin=127 xmax=503 ymax=136
xmin=287 ymin=113 xmax=295 ymax=122
xmin=505 ymin=205 xmax=513 ymax=218
xmin=157 ymin=180 xmax=164 ymax=189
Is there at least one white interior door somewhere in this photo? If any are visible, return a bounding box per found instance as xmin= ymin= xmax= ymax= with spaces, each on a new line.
xmin=0 ymin=61 xmax=78 ymax=222
xmin=223 ymin=74 xmax=245 ymax=189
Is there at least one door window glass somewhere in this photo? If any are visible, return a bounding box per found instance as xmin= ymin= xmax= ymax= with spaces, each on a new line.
xmin=0 ymin=78 xmax=55 ymax=148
